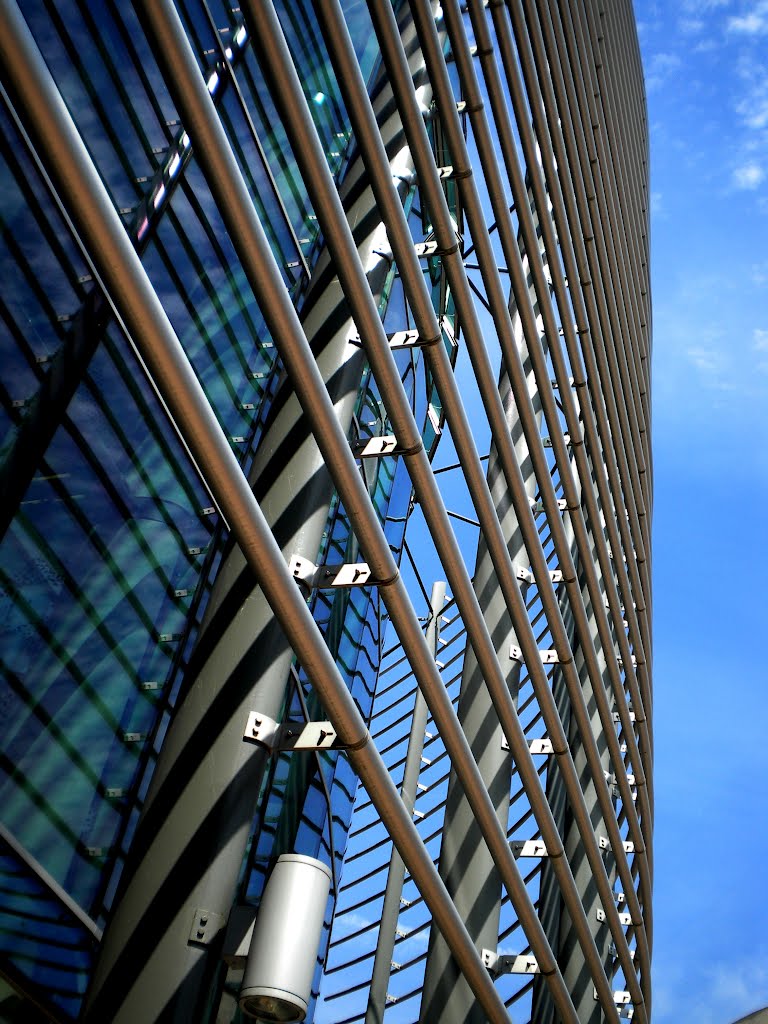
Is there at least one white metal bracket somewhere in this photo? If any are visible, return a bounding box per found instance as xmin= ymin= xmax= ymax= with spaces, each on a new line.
xmin=598 ymin=835 xmax=635 ymax=854
xmin=612 ymin=710 xmax=637 ymax=724
xmin=530 ymin=497 xmax=569 ymax=514
xmin=511 ymin=839 xmax=548 ymax=858
xmin=509 ymin=645 xmax=560 ymax=664
xmin=542 ymin=433 xmax=572 ymax=448
xmin=499 ymin=733 xmax=552 ymax=757
xmin=290 ymin=555 xmax=379 ymax=590
xmin=501 ymin=736 xmax=553 ymax=754
xmin=596 ymin=908 xmax=632 ymax=926
xmin=509 ymin=564 xmax=566 ymax=586
xmin=594 ymin=988 xmax=633 ymax=1011
xmin=243 ymin=711 xmax=343 ymax=752
xmin=352 ymin=435 xmax=405 ymax=458
xmin=351 ymin=328 xmax=440 ymax=349
xmin=514 ymin=563 xmax=534 ymax=584
xmin=530 ymin=737 xmax=554 ymax=755
xmin=481 ymin=949 xmax=540 ymax=976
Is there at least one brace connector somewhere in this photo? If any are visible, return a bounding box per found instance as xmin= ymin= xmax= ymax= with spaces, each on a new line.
xmin=481 ymin=949 xmax=540 ymax=976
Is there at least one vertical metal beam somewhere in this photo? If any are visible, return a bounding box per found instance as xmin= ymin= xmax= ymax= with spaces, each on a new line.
xmin=366 ymin=581 xmax=446 ymax=1024
xmin=419 ymin=363 xmax=540 ymax=1023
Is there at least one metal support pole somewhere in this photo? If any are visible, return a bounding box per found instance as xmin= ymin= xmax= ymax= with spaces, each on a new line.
xmin=419 ymin=363 xmax=540 ymax=1023
xmin=0 ymin=6 xmax=511 ymax=1022
xmin=366 ymin=581 xmax=446 ymax=1024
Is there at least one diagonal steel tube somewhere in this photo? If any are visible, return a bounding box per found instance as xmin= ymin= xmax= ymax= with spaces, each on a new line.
xmin=0 ymin=4 xmax=511 ymax=1022
xmin=520 ymin=0 xmax=655 ymax=755
xmin=2 ymin=0 xmax=652 ymax=1017
xmin=131 ymin=0 xmax=582 ymax=1016
xmin=521 ymin=0 xmax=651 ymax=579
xmin=482 ymin=0 xmax=655 ymax=807
xmin=313 ymin=0 xmax=649 ymax=1014
xmin=457 ymin=0 xmax=654 ymax=904
xmin=242 ymin=1 xmax=652 ymax=1017
xmin=309 ymin=0 xmax=647 ymax=1015
xmin=530 ymin=0 xmax=655 ymax=821
xmin=400 ymin=1 xmax=649 ymax=1010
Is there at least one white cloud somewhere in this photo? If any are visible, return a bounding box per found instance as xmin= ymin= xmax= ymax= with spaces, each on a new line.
xmin=686 ymin=346 xmax=721 ymax=372
xmin=753 ymin=327 xmax=768 ymax=349
xmin=733 ymin=161 xmax=766 ymax=188
xmin=334 ymin=911 xmax=375 ymax=933
xmin=681 ymin=0 xmax=732 ymax=10
xmin=683 ymin=345 xmax=738 ymax=390
xmin=689 ymin=952 xmax=768 ymax=1023
xmin=648 ymin=52 xmax=683 ymax=76
xmin=734 ymin=56 xmax=768 ymax=129
xmin=738 ymin=93 xmax=768 ymax=130
xmin=645 ymin=51 xmax=683 ymax=92
xmin=728 ymin=0 xmax=768 ymax=33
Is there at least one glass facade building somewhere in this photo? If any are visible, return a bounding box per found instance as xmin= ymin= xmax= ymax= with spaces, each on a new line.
xmin=0 ymin=1 xmax=651 ymax=1023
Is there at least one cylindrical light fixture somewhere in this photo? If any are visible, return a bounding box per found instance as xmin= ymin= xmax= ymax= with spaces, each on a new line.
xmin=240 ymin=854 xmax=332 ymax=1021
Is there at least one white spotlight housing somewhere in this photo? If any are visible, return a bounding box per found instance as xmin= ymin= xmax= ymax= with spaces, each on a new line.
xmin=239 ymin=854 xmax=332 ymax=1021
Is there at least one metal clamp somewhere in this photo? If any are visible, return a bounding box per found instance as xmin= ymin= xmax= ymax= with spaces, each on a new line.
xmin=352 ymin=435 xmax=401 ymax=458
xmin=351 ymin=328 xmax=440 ymax=349
xmin=511 ymin=839 xmax=548 ymax=859
xmin=529 ymin=738 xmax=554 ymax=755
xmin=530 ymin=497 xmax=568 ymax=514
xmin=594 ymin=988 xmax=632 ymax=1007
xmin=514 ymin=563 xmax=534 ymax=584
xmin=188 ymin=907 xmax=226 ymax=947
xmin=481 ymin=949 xmax=540 ymax=976
xmin=243 ymin=711 xmax=342 ymax=752
xmin=542 ymin=433 xmax=572 ymax=448
xmin=612 ymin=710 xmax=637 ymax=724
xmin=509 ymin=645 xmax=560 ymax=664
xmin=596 ymin=908 xmax=632 ymax=926
xmin=598 ymin=836 xmax=635 ymax=854
xmin=290 ymin=555 xmax=378 ymax=590
xmin=502 ymin=735 xmax=554 ymax=754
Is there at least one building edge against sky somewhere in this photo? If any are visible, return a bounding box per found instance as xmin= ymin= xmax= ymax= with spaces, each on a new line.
xmin=0 ymin=1 xmax=651 ymax=1023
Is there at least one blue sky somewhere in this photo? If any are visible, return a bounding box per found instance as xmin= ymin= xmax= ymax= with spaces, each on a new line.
xmin=636 ymin=1 xmax=768 ymax=1020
